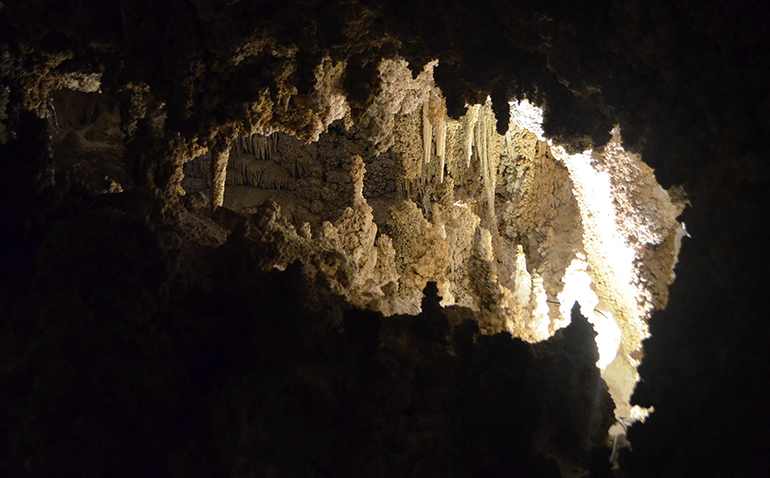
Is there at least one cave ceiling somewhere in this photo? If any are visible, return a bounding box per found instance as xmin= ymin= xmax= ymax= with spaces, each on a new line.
xmin=1 ymin=0 xmax=769 ymax=476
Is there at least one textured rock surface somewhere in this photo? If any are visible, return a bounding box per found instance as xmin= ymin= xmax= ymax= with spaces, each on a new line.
xmin=2 ymin=0 xmax=769 ymax=476
xmin=179 ymin=88 xmax=681 ymax=427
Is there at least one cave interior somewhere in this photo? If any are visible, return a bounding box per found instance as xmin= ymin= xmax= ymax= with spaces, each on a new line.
xmin=1 ymin=1 xmax=769 ymax=477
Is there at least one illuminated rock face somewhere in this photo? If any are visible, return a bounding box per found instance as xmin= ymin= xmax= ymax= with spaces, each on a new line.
xmin=4 ymin=1 xmax=768 ymax=475
xmin=9 ymin=51 xmax=683 ymax=470
xmin=175 ymin=61 xmax=685 ymax=422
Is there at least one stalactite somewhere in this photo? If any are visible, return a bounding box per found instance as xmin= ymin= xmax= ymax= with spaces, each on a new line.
xmin=225 ymin=133 xmax=287 ymax=192
xmin=235 ymin=133 xmax=279 ymax=160
xmin=439 ymin=148 xmax=446 ymax=183
xmin=422 ymin=99 xmax=432 ymax=165
xmin=505 ymin=131 xmax=516 ymax=161
xmin=244 ymin=160 xmax=264 ymax=186
xmin=436 ymin=112 xmax=446 ymax=182
xmin=401 ymin=178 xmax=411 ymax=198
xmin=476 ymin=115 xmax=488 ymax=215
xmin=211 ymin=144 xmax=231 ymax=208
xmin=261 ymin=135 xmax=279 ymax=160
xmin=474 ymin=103 xmax=496 ymax=220
xmin=463 ymin=104 xmax=480 ymax=168
xmin=486 ymin=118 xmax=496 ymax=219
xmin=473 ymin=107 xmax=483 ymax=179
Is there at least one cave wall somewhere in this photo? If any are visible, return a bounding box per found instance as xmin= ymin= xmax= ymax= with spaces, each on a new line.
xmin=2 ymin=0 xmax=770 ymax=476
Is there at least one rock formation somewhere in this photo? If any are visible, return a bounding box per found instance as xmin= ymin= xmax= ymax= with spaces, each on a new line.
xmin=2 ymin=0 xmax=769 ymax=476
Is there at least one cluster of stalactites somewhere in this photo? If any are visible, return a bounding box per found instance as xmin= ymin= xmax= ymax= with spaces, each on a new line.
xmin=473 ymin=101 xmax=497 ymax=221
xmin=415 ymin=95 xmax=500 ymax=223
xmin=234 ymin=133 xmax=279 ymax=161
xmin=421 ymin=92 xmax=448 ymax=182
xmin=463 ymin=104 xmax=480 ymax=168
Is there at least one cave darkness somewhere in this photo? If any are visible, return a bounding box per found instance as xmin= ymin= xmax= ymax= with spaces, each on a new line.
xmin=1 ymin=1 xmax=769 ymax=477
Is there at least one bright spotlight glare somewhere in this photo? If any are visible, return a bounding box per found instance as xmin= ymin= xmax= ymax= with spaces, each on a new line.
xmin=558 ymin=255 xmax=622 ymax=370
xmin=509 ymin=99 xmax=545 ymax=140
xmin=530 ymin=275 xmax=551 ymax=342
